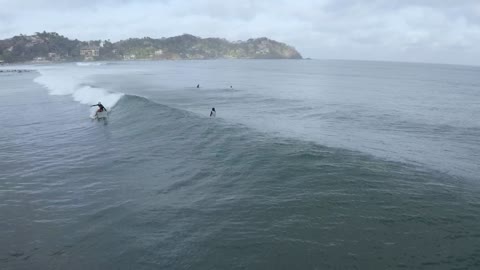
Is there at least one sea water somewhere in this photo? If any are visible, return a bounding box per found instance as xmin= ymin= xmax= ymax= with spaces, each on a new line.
xmin=1 ymin=60 xmax=479 ymax=269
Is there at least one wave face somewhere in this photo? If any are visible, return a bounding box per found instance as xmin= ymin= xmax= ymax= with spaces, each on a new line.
xmin=77 ymin=60 xmax=480 ymax=180
xmin=30 ymin=60 xmax=480 ymax=180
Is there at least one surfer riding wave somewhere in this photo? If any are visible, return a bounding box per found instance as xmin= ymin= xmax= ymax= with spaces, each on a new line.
xmin=91 ymin=102 xmax=107 ymax=117
xmin=91 ymin=102 xmax=107 ymax=112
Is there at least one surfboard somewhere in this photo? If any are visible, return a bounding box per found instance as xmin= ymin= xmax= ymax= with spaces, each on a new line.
xmin=91 ymin=111 xmax=108 ymax=120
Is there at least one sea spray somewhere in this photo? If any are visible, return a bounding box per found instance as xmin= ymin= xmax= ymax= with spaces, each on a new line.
xmin=34 ymin=67 xmax=123 ymax=110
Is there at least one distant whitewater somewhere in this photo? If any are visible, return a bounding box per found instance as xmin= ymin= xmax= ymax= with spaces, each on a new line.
xmin=76 ymin=62 xmax=106 ymax=66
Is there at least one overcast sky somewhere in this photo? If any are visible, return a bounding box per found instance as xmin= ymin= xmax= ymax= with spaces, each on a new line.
xmin=1 ymin=0 xmax=480 ymax=65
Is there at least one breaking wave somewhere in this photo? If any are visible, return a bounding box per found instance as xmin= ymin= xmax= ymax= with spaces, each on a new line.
xmin=34 ymin=68 xmax=123 ymax=110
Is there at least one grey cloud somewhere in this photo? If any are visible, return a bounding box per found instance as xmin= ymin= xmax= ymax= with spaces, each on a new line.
xmin=1 ymin=0 xmax=480 ymax=65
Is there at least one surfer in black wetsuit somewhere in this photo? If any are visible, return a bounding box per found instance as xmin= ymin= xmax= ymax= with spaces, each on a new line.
xmin=91 ymin=102 xmax=107 ymax=114
xmin=210 ymin=107 xmax=216 ymax=117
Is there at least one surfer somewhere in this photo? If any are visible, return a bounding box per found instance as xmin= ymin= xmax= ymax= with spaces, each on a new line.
xmin=91 ymin=102 xmax=107 ymax=115
xmin=197 ymin=84 xmax=200 ymax=88
xmin=210 ymin=107 xmax=216 ymax=117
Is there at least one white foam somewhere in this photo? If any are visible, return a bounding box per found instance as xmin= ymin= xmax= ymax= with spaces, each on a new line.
xmin=34 ymin=70 xmax=77 ymax=95
xmin=76 ymin=62 xmax=105 ymax=66
xmin=33 ymin=67 xmax=123 ymax=110
xmin=73 ymin=85 xmax=124 ymax=110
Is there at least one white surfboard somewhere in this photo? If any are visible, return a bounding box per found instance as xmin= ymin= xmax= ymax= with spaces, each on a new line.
xmin=91 ymin=111 xmax=108 ymax=120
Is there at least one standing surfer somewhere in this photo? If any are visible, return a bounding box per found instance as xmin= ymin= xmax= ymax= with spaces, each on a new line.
xmin=210 ymin=107 xmax=216 ymax=117
xmin=91 ymin=102 xmax=107 ymax=116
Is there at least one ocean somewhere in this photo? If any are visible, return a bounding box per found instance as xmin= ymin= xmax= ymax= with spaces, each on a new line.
xmin=1 ymin=60 xmax=480 ymax=269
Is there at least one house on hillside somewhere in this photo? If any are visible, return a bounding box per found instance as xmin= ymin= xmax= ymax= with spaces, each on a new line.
xmin=80 ymin=46 xmax=100 ymax=61
xmin=123 ymin=54 xmax=136 ymax=60
xmin=48 ymin=52 xmax=60 ymax=61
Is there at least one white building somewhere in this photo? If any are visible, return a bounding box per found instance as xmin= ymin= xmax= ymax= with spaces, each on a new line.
xmin=80 ymin=46 xmax=100 ymax=60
